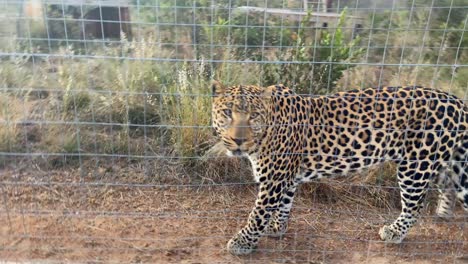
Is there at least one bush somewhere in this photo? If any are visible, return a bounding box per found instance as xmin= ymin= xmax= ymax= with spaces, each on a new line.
xmin=263 ymin=9 xmax=364 ymax=95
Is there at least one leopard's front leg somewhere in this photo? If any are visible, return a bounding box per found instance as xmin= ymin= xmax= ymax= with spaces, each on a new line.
xmin=227 ymin=181 xmax=288 ymax=255
xmin=265 ymin=185 xmax=297 ymax=237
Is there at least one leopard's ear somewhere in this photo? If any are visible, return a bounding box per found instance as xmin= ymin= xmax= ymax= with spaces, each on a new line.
xmin=211 ymin=80 xmax=225 ymax=97
xmin=262 ymin=85 xmax=276 ymax=101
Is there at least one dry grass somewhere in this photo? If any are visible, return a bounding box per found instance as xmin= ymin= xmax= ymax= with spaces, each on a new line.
xmin=298 ymin=163 xmax=400 ymax=213
xmin=0 ymin=166 xmax=466 ymax=263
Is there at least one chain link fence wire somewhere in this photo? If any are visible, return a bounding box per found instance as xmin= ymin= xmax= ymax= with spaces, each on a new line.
xmin=0 ymin=0 xmax=467 ymax=263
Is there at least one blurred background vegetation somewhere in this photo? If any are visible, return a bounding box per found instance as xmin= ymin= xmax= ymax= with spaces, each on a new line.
xmin=0 ymin=0 xmax=466 ymax=180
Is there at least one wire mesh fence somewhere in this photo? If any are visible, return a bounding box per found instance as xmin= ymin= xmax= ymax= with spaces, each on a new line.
xmin=0 ymin=0 xmax=467 ymax=263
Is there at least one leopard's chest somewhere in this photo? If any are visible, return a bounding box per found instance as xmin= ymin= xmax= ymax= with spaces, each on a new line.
xmin=248 ymin=155 xmax=262 ymax=183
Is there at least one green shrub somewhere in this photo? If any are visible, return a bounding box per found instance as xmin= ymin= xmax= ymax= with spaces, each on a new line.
xmin=263 ymin=9 xmax=364 ymax=94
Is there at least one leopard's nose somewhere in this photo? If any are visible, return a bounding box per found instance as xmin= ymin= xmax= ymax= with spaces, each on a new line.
xmin=233 ymin=138 xmax=246 ymax=146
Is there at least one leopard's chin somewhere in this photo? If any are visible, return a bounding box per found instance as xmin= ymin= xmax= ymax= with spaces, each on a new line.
xmin=226 ymin=149 xmax=249 ymax=157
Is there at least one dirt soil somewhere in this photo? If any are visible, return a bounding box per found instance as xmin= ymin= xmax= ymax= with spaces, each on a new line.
xmin=0 ymin=167 xmax=466 ymax=264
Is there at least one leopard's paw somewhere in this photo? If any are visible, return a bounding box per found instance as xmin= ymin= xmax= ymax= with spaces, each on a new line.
xmin=227 ymin=233 xmax=256 ymax=255
xmin=264 ymin=221 xmax=287 ymax=238
xmin=379 ymin=225 xmax=404 ymax=243
xmin=435 ymin=204 xmax=454 ymax=220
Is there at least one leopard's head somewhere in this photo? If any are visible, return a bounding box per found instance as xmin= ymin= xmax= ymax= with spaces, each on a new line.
xmin=211 ymin=81 xmax=271 ymax=157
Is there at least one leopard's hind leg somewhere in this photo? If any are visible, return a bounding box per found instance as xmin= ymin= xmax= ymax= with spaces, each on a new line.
xmin=451 ymin=141 xmax=468 ymax=213
xmin=435 ymin=167 xmax=457 ymax=218
xmin=379 ymin=160 xmax=442 ymax=243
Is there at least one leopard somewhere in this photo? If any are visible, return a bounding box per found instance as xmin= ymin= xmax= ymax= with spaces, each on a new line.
xmin=211 ymin=81 xmax=468 ymax=255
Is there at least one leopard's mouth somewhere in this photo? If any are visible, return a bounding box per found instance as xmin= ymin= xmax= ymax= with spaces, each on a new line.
xmin=222 ymin=138 xmax=257 ymax=157
xmin=226 ymin=148 xmax=248 ymax=157
xmin=231 ymin=149 xmax=243 ymax=156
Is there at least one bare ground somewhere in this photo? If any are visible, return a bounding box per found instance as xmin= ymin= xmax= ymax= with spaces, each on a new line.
xmin=0 ymin=166 xmax=466 ymax=264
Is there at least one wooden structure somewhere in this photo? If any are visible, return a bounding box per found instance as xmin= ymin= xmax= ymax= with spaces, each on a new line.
xmin=22 ymin=0 xmax=132 ymax=40
xmin=235 ymin=6 xmax=364 ymax=30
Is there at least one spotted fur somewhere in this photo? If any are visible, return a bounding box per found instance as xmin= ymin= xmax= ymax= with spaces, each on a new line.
xmin=211 ymin=81 xmax=468 ymax=255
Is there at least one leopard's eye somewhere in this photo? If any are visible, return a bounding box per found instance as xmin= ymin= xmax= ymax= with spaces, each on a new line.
xmin=250 ymin=112 xmax=260 ymax=119
xmin=223 ymin=109 xmax=232 ymax=117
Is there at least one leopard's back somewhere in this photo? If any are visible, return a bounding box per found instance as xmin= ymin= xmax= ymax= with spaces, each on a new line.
xmin=299 ymin=86 xmax=467 ymax=178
